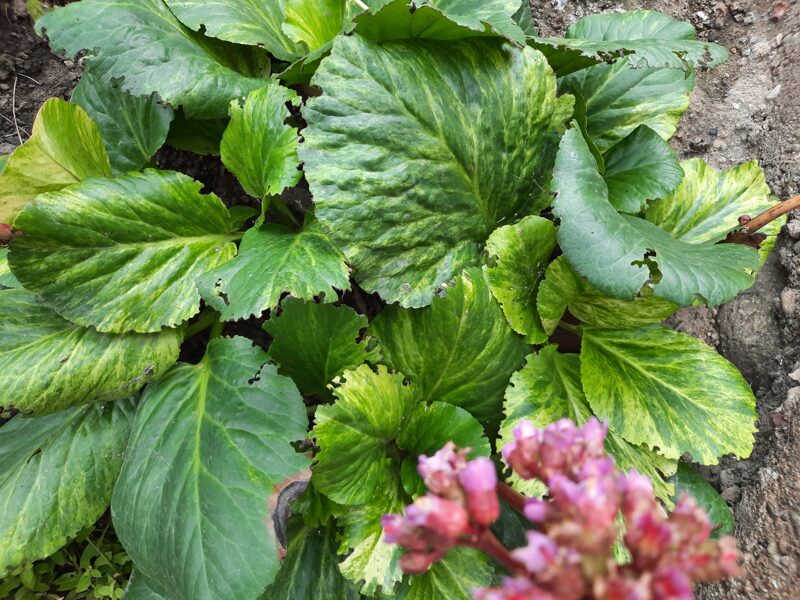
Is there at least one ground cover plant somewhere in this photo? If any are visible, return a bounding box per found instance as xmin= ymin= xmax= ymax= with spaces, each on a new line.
xmin=0 ymin=0 xmax=795 ymax=598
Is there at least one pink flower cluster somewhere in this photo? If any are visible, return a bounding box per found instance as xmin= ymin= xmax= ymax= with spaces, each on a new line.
xmin=382 ymin=418 xmax=742 ymax=600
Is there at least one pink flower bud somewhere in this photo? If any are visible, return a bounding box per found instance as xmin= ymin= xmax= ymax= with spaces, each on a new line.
xmin=523 ymin=498 xmax=549 ymax=523
xmin=512 ymin=531 xmax=560 ymax=576
xmin=381 ymin=514 xmax=427 ymax=551
xmin=651 ymin=568 xmax=693 ymax=600
xmin=668 ymin=494 xmax=712 ymax=547
xmin=689 ymin=536 xmax=743 ymax=581
xmin=594 ymin=575 xmax=651 ymax=600
xmin=473 ymin=577 xmax=557 ymax=600
xmin=625 ymin=510 xmax=672 ymax=570
xmin=458 ymin=457 xmax=500 ymax=525
xmin=406 ymin=496 xmax=469 ymax=540
xmin=399 ymin=550 xmax=440 ymax=574
xmin=417 ymin=442 xmax=468 ymax=499
xmin=619 ymin=472 xmax=658 ymax=521
xmin=581 ymin=418 xmax=608 ymax=456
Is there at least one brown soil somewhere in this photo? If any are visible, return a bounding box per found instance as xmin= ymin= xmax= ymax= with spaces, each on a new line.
xmin=1 ymin=0 xmax=798 ymax=597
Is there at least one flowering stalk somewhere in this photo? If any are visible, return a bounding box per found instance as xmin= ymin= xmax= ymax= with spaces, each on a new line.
xmin=382 ymin=418 xmax=742 ymax=599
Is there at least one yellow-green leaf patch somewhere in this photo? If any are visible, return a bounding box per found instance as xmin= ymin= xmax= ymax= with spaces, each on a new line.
xmin=0 ymin=289 xmax=180 ymax=415
xmin=9 ymin=170 xmax=237 ymax=333
xmin=0 ymin=98 xmax=111 ymax=224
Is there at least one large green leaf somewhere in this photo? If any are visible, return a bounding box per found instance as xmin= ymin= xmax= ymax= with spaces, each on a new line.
xmin=357 ymin=0 xmax=525 ymax=43
xmin=0 ymin=249 xmax=20 ymax=289
xmin=501 ymin=346 xmax=676 ymax=502
xmin=71 ymin=66 xmax=174 ymax=174
xmin=395 ymin=548 xmax=493 ymax=600
xmin=302 ymin=34 xmax=573 ymax=307
xmin=669 ymin=463 xmax=734 ymax=538
xmin=0 ymin=400 xmax=135 ymax=574
xmin=37 ymin=0 xmax=271 ymax=119
xmin=603 ymin=125 xmax=684 ymax=214
xmin=220 ymin=82 xmax=301 ymax=201
xmin=580 ymin=326 xmax=757 ymax=464
xmin=531 ymin=10 xmax=727 ymax=77
xmin=645 ymin=159 xmax=774 ymax=244
xmin=197 ymin=219 xmax=350 ymax=322
xmin=9 ymin=169 xmax=237 ymax=333
xmin=537 ymin=257 xmax=677 ymax=333
xmin=412 ymin=0 xmax=525 ymax=43
xmin=283 ymin=0 xmax=358 ymax=54
xmin=552 ymin=128 xmax=759 ymax=307
xmin=370 ymin=270 xmax=528 ymax=436
xmin=312 ymin=364 xmax=488 ymax=507
xmin=353 ymin=0 xmax=493 ymax=43
xmin=559 ymin=59 xmax=694 ymax=153
xmin=261 ymin=521 xmax=360 ymax=600
xmin=164 ymin=0 xmax=300 ymax=60
xmin=0 ymin=98 xmax=110 ymax=224
xmin=0 ymin=289 xmax=180 ymax=415
xmin=112 ymin=337 xmax=310 ymax=600
xmin=484 ymin=215 xmax=557 ymax=344
xmin=264 ymin=299 xmax=371 ymax=399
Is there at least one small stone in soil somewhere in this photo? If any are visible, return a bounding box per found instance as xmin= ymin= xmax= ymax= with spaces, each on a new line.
xmin=780 ymin=288 xmax=798 ymax=315
xmin=721 ymin=485 xmax=741 ymax=503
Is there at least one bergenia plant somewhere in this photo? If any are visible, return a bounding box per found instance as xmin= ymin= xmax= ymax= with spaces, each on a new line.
xmin=0 ymin=0 xmax=795 ymax=598
xmin=384 ymin=419 xmax=742 ymax=599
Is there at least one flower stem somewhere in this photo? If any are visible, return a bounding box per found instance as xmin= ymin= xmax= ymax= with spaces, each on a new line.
xmin=469 ymin=530 xmax=527 ymax=576
xmin=742 ymin=194 xmax=800 ymax=233
xmin=497 ymin=482 xmax=527 ymax=513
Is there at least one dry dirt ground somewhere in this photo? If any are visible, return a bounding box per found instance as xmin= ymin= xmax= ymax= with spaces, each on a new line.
xmin=1 ymin=0 xmax=798 ymax=597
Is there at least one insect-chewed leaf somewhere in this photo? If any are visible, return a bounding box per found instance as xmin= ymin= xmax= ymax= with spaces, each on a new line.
xmin=553 ymin=128 xmax=759 ymax=307
xmin=603 ymin=125 xmax=684 ymax=214
xmin=220 ymin=83 xmax=301 ymax=201
xmin=71 ymin=65 xmax=174 ymax=174
xmin=264 ymin=299 xmax=371 ymax=399
xmin=36 ymin=0 xmax=271 ymax=119
xmin=500 ymin=345 xmax=676 ymax=503
xmin=302 ymin=34 xmax=573 ymax=307
xmin=537 ymin=256 xmax=677 ymax=333
xmin=163 ymin=0 xmax=301 ymax=60
xmin=355 ymin=0 xmax=526 ymax=44
xmin=580 ymin=326 xmax=757 ymax=464
xmin=9 ymin=169 xmax=237 ymax=333
xmin=197 ymin=219 xmax=350 ymax=322
xmin=0 ymin=289 xmax=180 ymax=415
xmin=370 ymin=270 xmax=528 ymax=437
xmin=0 ymin=98 xmax=110 ymax=224
xmin=112 ymin=337 xmax=310 ymax=600
xmin=0 ymin=400 xmax=135 ymax=574
xmin=484 ymin=215 xmax=557 ymax=344
xmin=531 ymin=10 xmax=727 ymax=76
xmin=559 ymin=58 xmax=694 ymax=154
xmin=645 ymin=159 xmax=774 ymax=244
